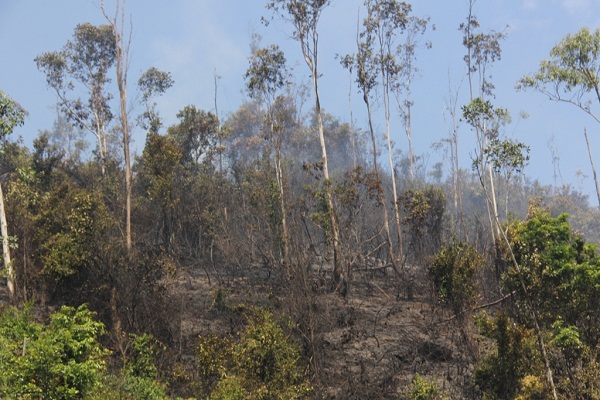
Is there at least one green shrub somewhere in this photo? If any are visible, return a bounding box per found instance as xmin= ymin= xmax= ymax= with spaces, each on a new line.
xmin=0 ymin=304 xmax=108 ymax=399
xmin=407 ymin=373 xmax=444 ymax=400
xmin=428 ymin=241 xmax=482 ymax=316
xmin=474 ymin=312 xmax=541 ymax=400
xmin=119 ymin=333 xmax=168 ymax=399
xmin=197 ymin=307 xmax=312 ymax=399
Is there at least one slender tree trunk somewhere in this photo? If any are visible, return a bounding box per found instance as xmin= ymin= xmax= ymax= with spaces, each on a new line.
xmin=347 ymin=69 xmax=357 ymax=169
xmin=0 ymin=183 xmax=13 ymax=299
xmin=382 ymin=76 xmax=404 ymax=263
xmin=452 ymin=114 xmax=466 ymax=241
xmin=405 ymin=98 xmax=415 ymax=182
xmin=487 ymin=159 xmax=500 ymax=239
xmin=296 ymin=17 xmax=345 ymax=295
xmin=313 ymin=73 xmax=344 ymax=295
xmin=446 ymin=80 xmax=467 ymax=240
xmin=271 ymin=117 xmax=290 ymax=272
xmin=275 ymin=152 xmax=289 ymax=264
xmin=584 ymin=128 xmax=600 ymax=210
xmin=103 ymin=0 xmax=132 ymax=251
xmin=118 ymin=74 xmax=132 ymax=252
xmin=92 ymin=110 xmax=107 ymax=176
xmin=364 ymin=94 xmax=396 ymax=272
xmin=464 ymin=0 xmax=498 ymax=247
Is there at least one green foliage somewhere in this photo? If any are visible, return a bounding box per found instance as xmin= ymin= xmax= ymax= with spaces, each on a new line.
xmin=503 ymin=205 xmax=600 ymax=342
xmin=459 ymin=10 xmax=506 ymax=96
xmin=196 ymin=307 xmax=312 ymax=399
xmin=246 ymin=44 xmax=289 ymax=101
xmin=210 ymin=374 xmax=248 ymax=400
xmin=168 ymin=106 xmax=219 ymax=170
xmin=197 ymin=334 xmax=232 ymax=392
xmin=265 ymin=0 xmax=332 ymax=47
xmin=428 ymin=241 xmax=482 ymax=315
xmin=0 ymin=90 xmax=27 ymax=138
xmin=484 ymin=138 xmax=530 ymax=179
xmin=462 ymin=97 xmax=510 ymax=140
xmin=38 ymin=187 xmax=108 ymax=280
xmin=138 ymin=67 xmax=174 ymax=133
xmin=514 ymin=375 xmax=547 ymax=400
xmin=519 ymin=27 xmax=600 ymax=108
xmin=138 ymin=132 xmax=182 ymax=209
xmin=549 ymin=321 xmax=583 ymax=360
xmin=496 ymin=204 xmax=600 ymax=398
xmin=0 ymin=304 xmax=108 ymax=399
xmin=474 ymin=312 xmax=542 ymax=400
xmin=400 ymin=186 xmax=446 ymax=260
xmin=35 ymin=23 xmax=116 ymax=134
xmin=407 ymin=373 xmax=445 ymax=400
xmin=117 ymin=334 xmax=168 ymax=400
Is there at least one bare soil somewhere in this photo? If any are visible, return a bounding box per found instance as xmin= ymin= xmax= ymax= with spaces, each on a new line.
xmin=164 ymin=261 xmax=480 ymax=399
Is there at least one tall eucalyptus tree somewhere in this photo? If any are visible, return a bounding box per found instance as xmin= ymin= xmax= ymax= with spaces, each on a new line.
xmin=362 ymin=0 xmax=413 ymax=263
xmin=266 ymin=0 xmax=346 ymax=294
xmin=35 ymin=23 xmax=116 ymax=176
xmin=245 ymin=43 xmax=292 ymax=269
xmin=460 ymin=0 xmax=506 ymax=245
xmin=102 ymin=0 xmax=133 ymax=251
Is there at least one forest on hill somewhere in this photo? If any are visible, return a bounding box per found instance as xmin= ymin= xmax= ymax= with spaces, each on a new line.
xmin=2 ymin=0 xmax=600 ymax=398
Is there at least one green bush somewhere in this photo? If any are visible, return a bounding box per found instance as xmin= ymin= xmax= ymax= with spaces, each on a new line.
xmin=428 ymin=241 xmax=482 ymax=316
xmin=0 ymin=303 xmax=108 ymax=399
xmin=473 ymin=312 xmax=542 ymax=400
xmin=407 ymin=373 xmax=445 ymax=400
xmin=503 ymin=206 xmax=600 ymax=342
xmin=197 ymin=307 xmax=312 ymax=399
xmin=119 ymin=333 xmax=168 ymax=399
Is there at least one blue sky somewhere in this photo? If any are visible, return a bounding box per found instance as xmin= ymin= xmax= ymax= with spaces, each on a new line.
xmin=1 ymin=0 xmax=600 ymax=200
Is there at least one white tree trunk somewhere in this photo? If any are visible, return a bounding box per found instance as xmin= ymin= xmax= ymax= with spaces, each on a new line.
xmin=0 ymin=183 xmax=13 ymax=298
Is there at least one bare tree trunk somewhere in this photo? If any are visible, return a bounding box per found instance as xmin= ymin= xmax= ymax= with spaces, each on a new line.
xmin=487 ymin=157 xmax=500 ymax=240
xmin=272 ymin=0 xmax=344 ymax=294
xmin=405 ymin=97 xmax=415 ymax=182
xmin=313 ymin=75 xmax=344 ymax=295
xmin=452 ymin=110 xmax=466 ymax=241
xmin=103 ymin=0 xmax=132 ymax=251
xmin=0 ymin=182 xmax=13 ymax=299
xmin=446 ymin=80 xmax=467 ymax=240
xmin=364 ymin=94 xmax=396 ymax=273
xmin=271 ymin=118 xmax=290 ymax=272
xmin=383 ymin=80 xmax=404 ymax=263
xmin=584 ymin=128 xmax=600 ymax=210
xmin=465 ymin=0 xmax=498 ymax=247
xmin=275 ymin=151 xmax=289 ymax=265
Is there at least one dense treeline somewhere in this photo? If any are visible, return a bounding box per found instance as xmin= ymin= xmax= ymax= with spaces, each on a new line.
xmin=2 ymin=0 xmax=600 ymax=398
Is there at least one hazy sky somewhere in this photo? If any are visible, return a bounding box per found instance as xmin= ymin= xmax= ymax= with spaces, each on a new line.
xmin=1 ymin=0 xmax=600 ymax=199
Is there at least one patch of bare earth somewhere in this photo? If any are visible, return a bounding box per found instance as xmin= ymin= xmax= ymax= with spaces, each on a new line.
xmin=163 ymin=262 xmax=478 ymax=399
